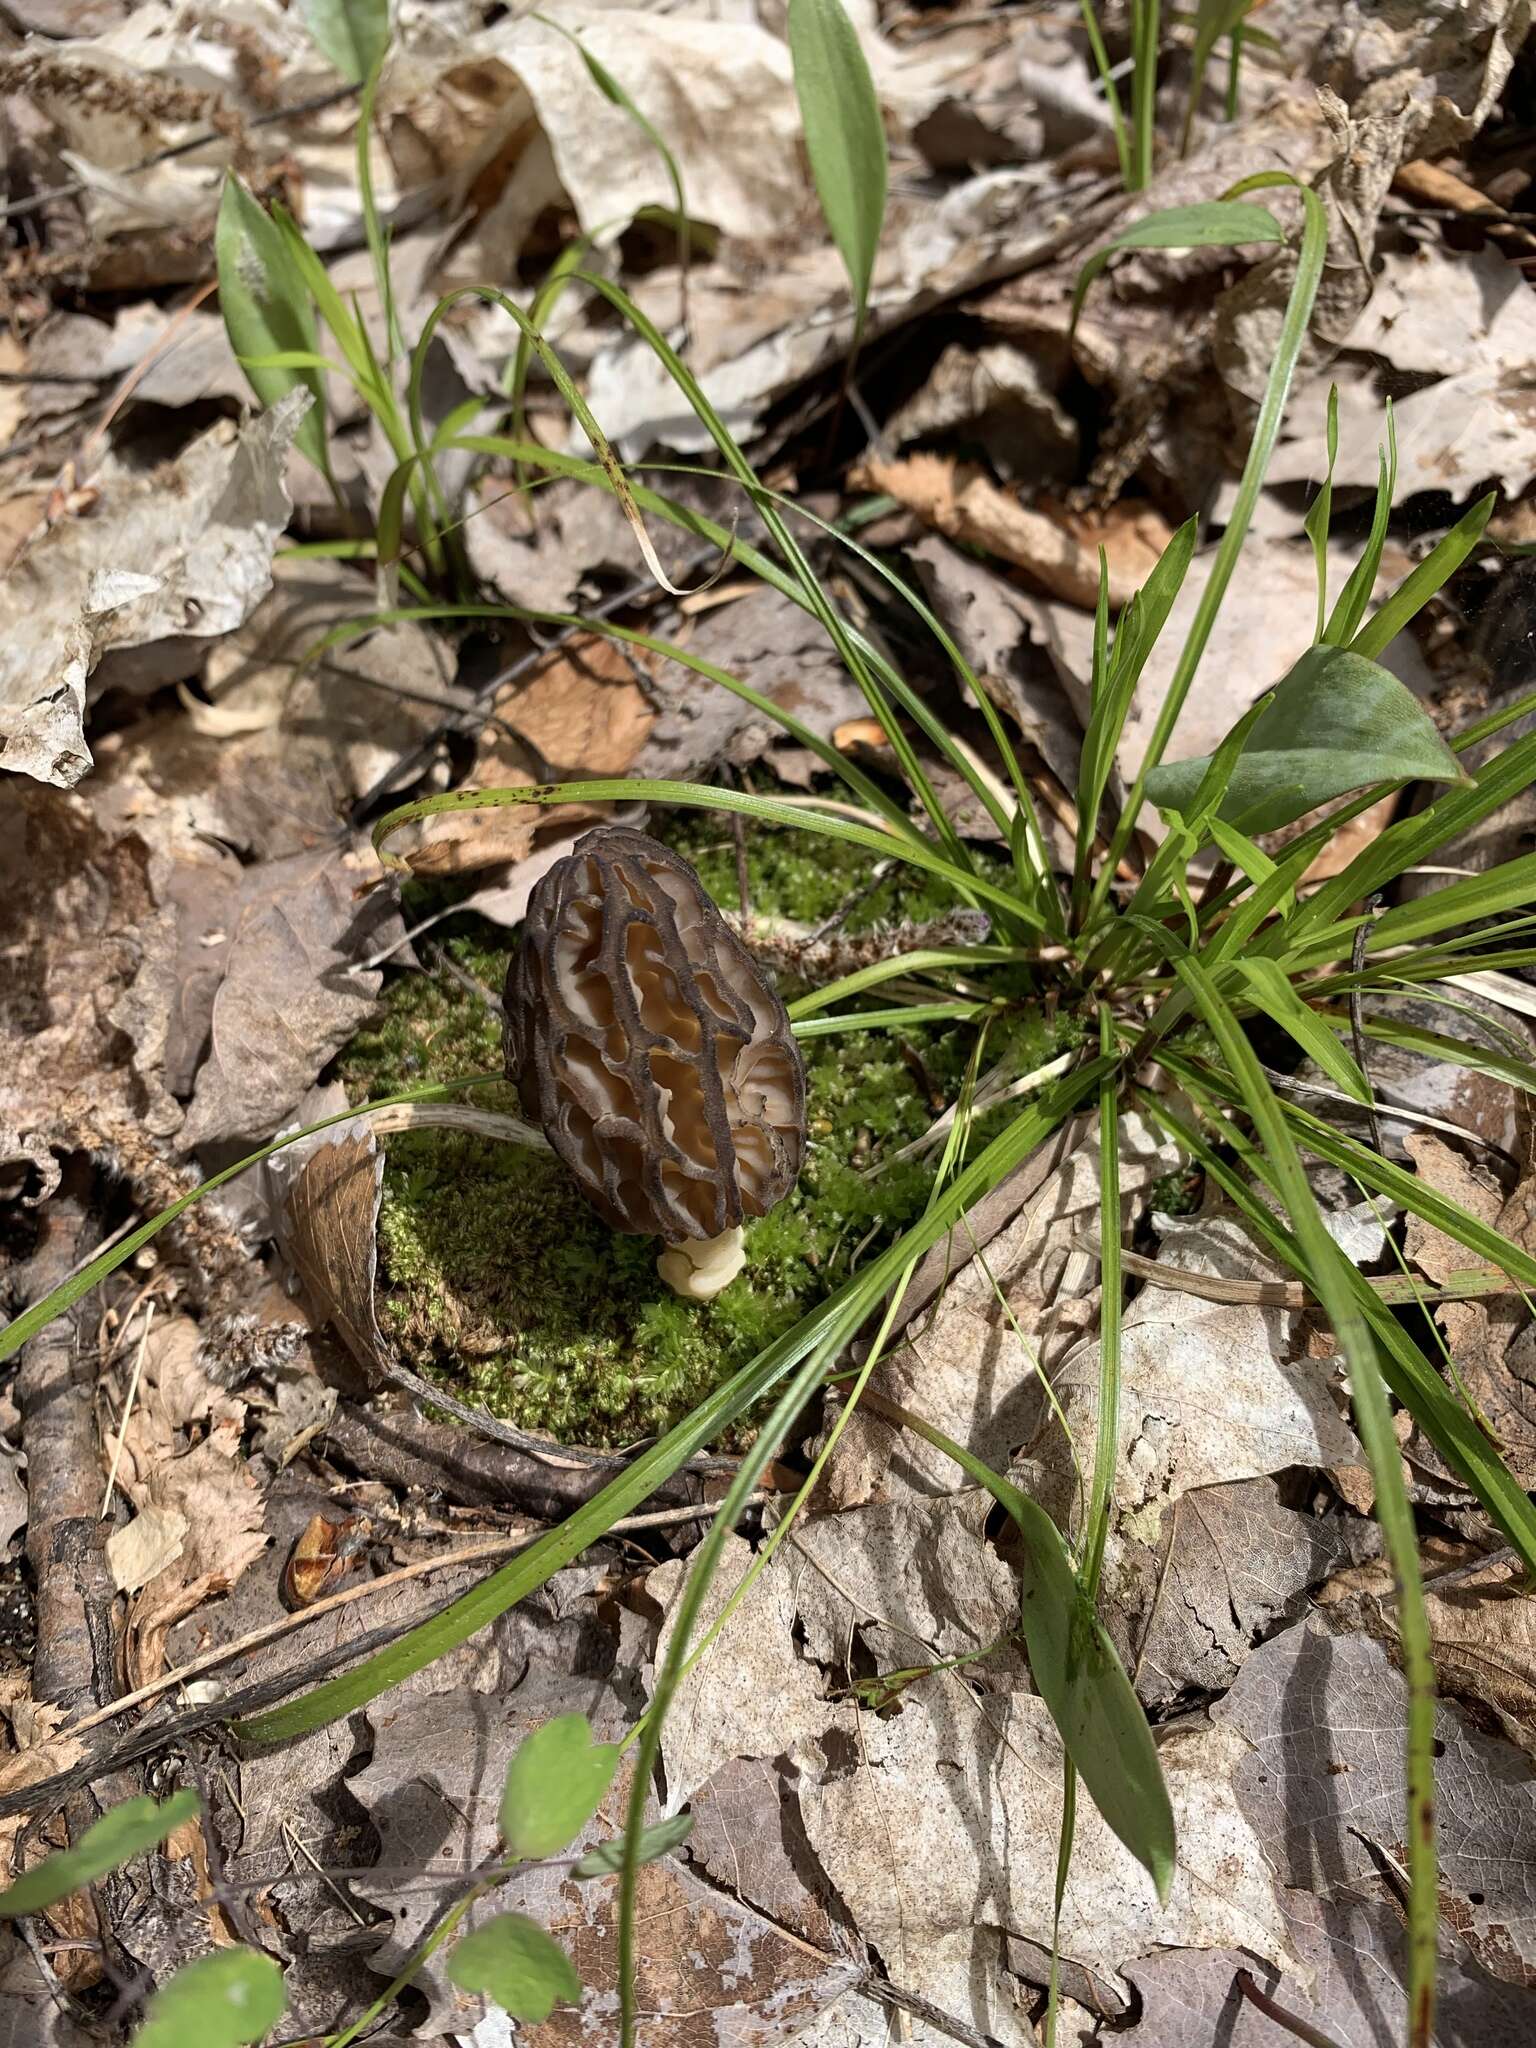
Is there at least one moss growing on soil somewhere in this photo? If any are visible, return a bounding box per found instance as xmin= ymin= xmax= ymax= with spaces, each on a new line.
xmin=338 ymin=818 xmax=1060 ymax=1446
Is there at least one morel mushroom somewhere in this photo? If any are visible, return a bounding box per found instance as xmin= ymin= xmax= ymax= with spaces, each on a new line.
xmin=505 ymin=825 xmax=807 ymax=1300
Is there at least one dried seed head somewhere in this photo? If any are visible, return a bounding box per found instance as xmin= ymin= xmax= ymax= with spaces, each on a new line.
xmin=505 ymin=826 xmax=807 ymax=1256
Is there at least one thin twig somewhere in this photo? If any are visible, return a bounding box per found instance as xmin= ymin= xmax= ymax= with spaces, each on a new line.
xmin=0 ymin=85 xmax=359 ymax=222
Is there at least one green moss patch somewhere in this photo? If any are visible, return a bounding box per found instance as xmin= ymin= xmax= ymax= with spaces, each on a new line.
xmin=338 ymin=819 xmax=1058 ymax=1447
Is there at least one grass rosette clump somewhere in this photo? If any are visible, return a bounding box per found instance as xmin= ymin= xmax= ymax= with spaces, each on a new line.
xmin=5 ymin=15 xmax=1536 ymax=2043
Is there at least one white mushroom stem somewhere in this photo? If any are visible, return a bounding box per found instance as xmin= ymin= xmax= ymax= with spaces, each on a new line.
xmin=657 ymin=1226 xmax=748 ymax=1302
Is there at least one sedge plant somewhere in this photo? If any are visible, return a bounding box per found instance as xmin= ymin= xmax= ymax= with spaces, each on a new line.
xmin=5 ymin=21 xmax=1536 ymax=2048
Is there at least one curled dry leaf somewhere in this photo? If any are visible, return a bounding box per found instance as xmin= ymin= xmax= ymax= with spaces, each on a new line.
xmin=102 ymin=1317 xmax=269 ymax=1688
xmin=281 ymin=1128 xmax=389 ymax=1379
xmin=0 ymin=390 xmax=305 ymax=789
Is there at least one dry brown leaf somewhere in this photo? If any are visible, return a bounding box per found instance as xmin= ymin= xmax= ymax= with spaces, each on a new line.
xmin=102 ymin=1316 xmax=269 ymax=1687
xmin=0 ymin=390 xmax=305 ymax=788
xmin=106 ymin=1503 xmax=188 ymax=1595
xmin=0 ymin=1691 xmax=88 ymax=1879
xmin=175 ymin=844 xmax=405 ymax=1154
xmin=1220 ymin=1618 xmax=1536 ymax=1989
xmin=407 ymin=634 xmax=655 ymax=877
xmin=1404 ymin=1132 xmax=1504 ymax=1283
xmin=854 ymin=451 xmax=1167 ymax=608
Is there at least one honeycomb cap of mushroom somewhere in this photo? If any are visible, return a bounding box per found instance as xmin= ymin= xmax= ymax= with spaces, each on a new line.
xmin=504 ymin=826 xmax=808 ymax=1300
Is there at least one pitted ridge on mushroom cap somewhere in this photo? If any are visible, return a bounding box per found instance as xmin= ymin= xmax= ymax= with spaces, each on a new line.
xmin=505 ymin=825 xmax=807 ymax=1244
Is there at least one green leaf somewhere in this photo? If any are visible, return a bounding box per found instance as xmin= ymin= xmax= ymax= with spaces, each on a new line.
xmin=500 ymin=1715 xmax=620 ymax=1859
xmin=448 ymin=1912 xmax=580 ymax=2022
xmin=1144 ymin=644 xmax=1464 ymax=835
xmin=0 ymin=1791 xmax=201 ymax=1918
xmin=1071 ymin=200 xmax=1283 ymax=329
xmin=787 ymin=0 xmax=888 ymax=331
xmin=296 ymin=0 xmax=390 ymax=85
xmin=572 ymin=1812 xmax=693 ymax=1878
xmin=215 ymin=178 xmax=330 ymax=479
xmin=132 ymin=1949 xmax=286 ymax=2048
xmin=1232 ymin=959 xmax=1370 ymax=1102
xmin=875 ymin=1398 xmax=1175 ymax=1902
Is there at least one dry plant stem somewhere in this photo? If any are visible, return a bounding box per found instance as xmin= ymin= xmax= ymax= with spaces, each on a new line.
xmin=889 ymin=1110 xmax=1094 ymax=1335
xmin=1079 ymin=1239 xmax=1515 ymax=1308
xmin=63 ymin=1497 xmax=781 ymax=1743
xmin=858 ymin=1974 xmax=1006 ymax=2048
xmin=1235 ymin=1969 xmax=1349 ymax=2048
xmin=15 ymin=1167 xmax=143 ymax=1947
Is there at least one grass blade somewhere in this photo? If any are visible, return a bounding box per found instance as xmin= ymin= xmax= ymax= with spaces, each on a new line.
xmin=787 ymin=0 xmax=888 ymax=342
xmin=1162 ymin=954 xmax=1439 ymax=2042
xmin=236 ymin=1058 xmax=1114 ymax=1747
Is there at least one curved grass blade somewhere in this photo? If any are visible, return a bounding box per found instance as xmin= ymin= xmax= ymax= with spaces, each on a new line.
xmin=1161 ymin=954 xmax=1439 ymax=2042
xmin=1089 ymin=177 xmax=1328 ymax=915
xmin=370 ymin=778 xmax=1044 ymax=930
xmin=1070 ymin=198 xmax=1283 ymax=330
xmin=235 ymin=1058 xmax=1112 ymax=1747
xmin=1144 ymin=1081 xmax=1536 ymax=1573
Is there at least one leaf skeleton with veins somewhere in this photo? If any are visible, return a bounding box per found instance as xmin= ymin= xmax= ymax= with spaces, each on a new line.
xmin=504 ymin=826 xmax=807 ymax=1300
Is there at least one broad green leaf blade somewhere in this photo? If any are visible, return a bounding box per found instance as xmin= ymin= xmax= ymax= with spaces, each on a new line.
xmin=1071 ymin=200 xmax=1283 ymax=327
xmin=449 ymin=1912 xmax=580 ymax=2022
xmin=1233 ymin=959 xmax=1369 ymax=1102
xmin=215 ymin=178 xmax=329 ymax=478
xmin=1144 ymin=644 xmax=1465 ymax=835
xmin=874 ymin=1397 xmax=1175 ymax=1903
xmin=132 ymin=1949 xmax=286 ymax=2048
xmin=572 ymin=1812 xmax=693 ymax=1878
xmin=296 ymin=0 xmax=390 ymax=84
xmin=296 ymin=0 xmax=387 ymax=82
xmin=0 ymin=1791 xmax=201 ymax=1918
xmin=500 ymin=1714 xmax=620 ymax=1859
xmin=787 ymin=0 xmax=888 ymax=327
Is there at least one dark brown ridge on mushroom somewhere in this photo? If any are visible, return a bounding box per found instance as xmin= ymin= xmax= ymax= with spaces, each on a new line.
xmin=505 ymin=825 xmax=807 ymax=1244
